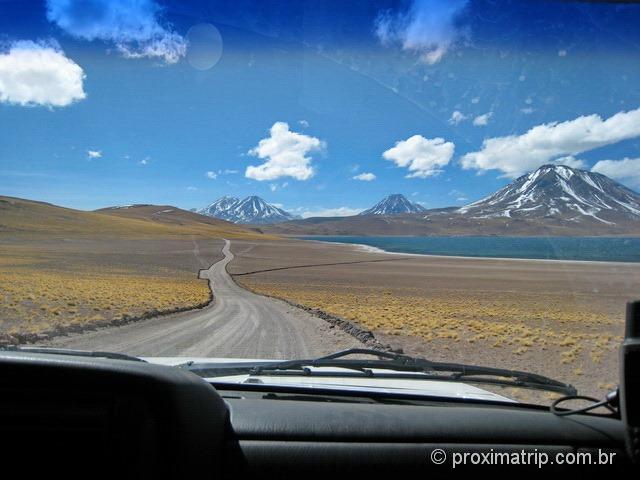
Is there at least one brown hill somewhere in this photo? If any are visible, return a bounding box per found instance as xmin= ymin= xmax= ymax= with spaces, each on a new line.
xmin=0 ymin=196 xmax=270 ymax=240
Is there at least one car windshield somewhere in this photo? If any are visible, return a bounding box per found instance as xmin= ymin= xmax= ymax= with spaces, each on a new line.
xmin=1 ymin=0 xmax=639 ymax=406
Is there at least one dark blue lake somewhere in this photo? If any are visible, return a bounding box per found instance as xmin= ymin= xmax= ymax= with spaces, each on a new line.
xmin=299 ymin=236 xmax=640 ymax=263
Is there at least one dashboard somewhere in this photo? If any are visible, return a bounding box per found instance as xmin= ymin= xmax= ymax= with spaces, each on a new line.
xmin=1 ymin=351 xmax=632 ymax=478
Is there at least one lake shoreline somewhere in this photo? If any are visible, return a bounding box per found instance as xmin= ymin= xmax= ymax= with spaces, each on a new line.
xmin=295 ymin=235 xmax=640 ymax=265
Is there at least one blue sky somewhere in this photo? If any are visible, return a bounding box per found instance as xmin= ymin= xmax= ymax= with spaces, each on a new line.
xmin=1 ymin=0 xmax=640 ymax=215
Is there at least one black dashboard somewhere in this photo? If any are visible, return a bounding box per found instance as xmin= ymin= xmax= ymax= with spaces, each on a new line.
xmin=1 ymin=351 xmax=633 ymax=478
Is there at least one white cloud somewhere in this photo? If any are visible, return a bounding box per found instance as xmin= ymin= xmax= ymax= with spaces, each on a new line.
xmin=375 ymin=0 xmax=469 ymax=65
xmin=245 ymin=122 xmax=325 ymax=181
xmin=117 ymin=33 xmax=186 ymax=63
xmin=206 ymin=171 xmax=217 ymax=179
xmin=472 ymin=112 xmax=492 ymax=126
xmin=471 ymin=97 xmax=480 ymax=104
xmin=448 ymin=189 xmax=468 ymax=201
xmin=300 ymin=207 xmax=363 ymax=218
xmin=552 ymin=155 xmax=585 ymax=169
xmin=46 ymin=0 xmax=186 ymax=64
xmin=87 ymin=150 xmax=102 ymax=159
xmin=353 ymin=172 xmax=376 ymax=181
xmin=383 ymin=135 xmax=454 ymax=178
xmin=222 ymin=169 xmax=238 ymax=175
xmin=269 ymin=183 xmax=277 ymax=192
xmin=558 ymin=49 xmax=567 ymax=57
xmin=139 ymin=157 xmax=149 ymax=165
xmin=592 ymin=157 xmax=640 ymax=188
xmin=448 ymin=110 xmax=468 ymax=125
xmin=460 ymin=107 xmax=640 ymax=178
xmin=0 ymin=40 xmax=85 ymax=107
xmin=520 ymin=107 xmax=534 ymax=115
xmin=187 ymin=186 xmax=197 ymax=191
xmin=299 ymin=119 xmax=309 ymax=128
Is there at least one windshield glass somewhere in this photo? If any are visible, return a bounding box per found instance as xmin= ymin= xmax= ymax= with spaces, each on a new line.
xmin=1 ymin=0 xmax=639 ymax=406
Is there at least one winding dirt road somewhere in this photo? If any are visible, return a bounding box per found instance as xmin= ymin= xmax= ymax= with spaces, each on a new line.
xmin=42 ymin=240 xmax=361 ymax=358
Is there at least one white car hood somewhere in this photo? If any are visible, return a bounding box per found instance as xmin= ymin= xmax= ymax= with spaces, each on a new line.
xmin=143 ymin=356 xmax=516 ymax=404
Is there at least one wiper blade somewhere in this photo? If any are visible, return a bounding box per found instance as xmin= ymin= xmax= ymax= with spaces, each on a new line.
xmin=254 ymin=348 xmax=576 ymax=395
xmin=0 ymin=346 xmax=146 ymax=363
xmin=182 ymin=348 xmax=576 ymax=396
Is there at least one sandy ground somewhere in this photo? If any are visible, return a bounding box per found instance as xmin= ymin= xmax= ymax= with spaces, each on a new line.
xmin=40 ymin=240 xmax=361 ymax=358
xmin=228 ymin=237 xmax=640 ymax=401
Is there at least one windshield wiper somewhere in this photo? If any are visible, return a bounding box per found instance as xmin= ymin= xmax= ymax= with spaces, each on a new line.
xmin=0 ymin=346 xmax=146 ymax=363
xmin=179 ymin=347 xmax=576 ymax=396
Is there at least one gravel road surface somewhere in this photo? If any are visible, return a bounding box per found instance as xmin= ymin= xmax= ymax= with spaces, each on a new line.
xmin=42 ymin=240 xmax=361 ymax=358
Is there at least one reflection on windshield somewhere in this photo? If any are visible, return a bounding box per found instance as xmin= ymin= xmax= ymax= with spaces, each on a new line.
xmin=1 ymin=0 xmax=639 ymax=406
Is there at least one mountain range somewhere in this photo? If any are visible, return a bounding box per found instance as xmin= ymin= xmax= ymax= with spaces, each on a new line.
xmin=4 ymin=165 xmax=638 ymax=238
xmin=193 ymin=164 xmax=640 ymax=234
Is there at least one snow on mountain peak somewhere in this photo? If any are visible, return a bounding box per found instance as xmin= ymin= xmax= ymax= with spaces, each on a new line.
xmin=457 ymin=164 xmax=640 ymax=224
xmin=197 ymin=195 xmax=297 ymax=224
xmin=359 ymin=194 xmax=427 ymax=216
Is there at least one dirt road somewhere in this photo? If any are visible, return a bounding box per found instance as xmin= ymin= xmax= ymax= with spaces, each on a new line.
xmin=42 ymin=240 xmax=360 ymax=358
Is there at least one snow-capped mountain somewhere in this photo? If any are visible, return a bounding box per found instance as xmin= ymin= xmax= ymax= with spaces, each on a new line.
xmin=359 ymin=194 xmax=427 ymax=216
xmin=197 ymin=196 xmax=241 ymax=222
xmin=457 ymin=164 xmax=640 ymax=224
xmin=197 ymin=195 xmax=297 ymax=224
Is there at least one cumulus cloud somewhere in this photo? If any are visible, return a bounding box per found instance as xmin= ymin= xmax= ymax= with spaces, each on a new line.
xmin=245 ymin=122 xmax=325 ymax=181
xmin=46 ymin=0 xmax=186 ymax=64
xmin=87 ymin=150 xmax=102 ymax=159
xmin=0 ymin=40 xmax=85 ymax=107
xmin=353 ymin=172 xmax=376 ymax=181
xmin=448 ymin=110 xmax=467 ymax=125
xmin=472 ymin=112 xmax=492 ymax=126
xmin=592 ymin=157 xmax=640 ymax=188
xmin=460 ymin=107 xmax=640 ymax=178
xmin=552 ymin=156 xmax=585 ymax=169
xmin=383 ymin=135 xmax=454 ymax=178
xmin=375 ymin=0 xmax=469 ymax=65
xmin=300 ymin=207 xmax=363 ymax=218
xmin=206 ymin=171 xmax=217 ymax=179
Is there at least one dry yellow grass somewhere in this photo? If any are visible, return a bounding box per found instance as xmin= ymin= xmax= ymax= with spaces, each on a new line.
xmin=239 ymin=281 xmax=621 ymax=379
xmin=0 ymin=264 xmax=210 ymax=339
